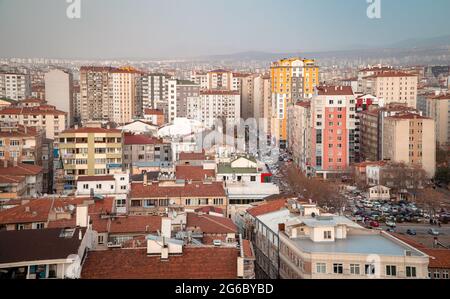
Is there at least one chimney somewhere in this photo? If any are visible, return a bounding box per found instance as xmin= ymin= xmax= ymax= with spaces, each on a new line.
xmin=76 ymin=205 xmax=89 ymax=227
xmin=3 ymin=160 xmax=7 ymax=168
xmin=278 ymin=223 xmax=285 ymax=232
xmin=25 ymin=206 xmax=31 ymax=213
xmin=143 ymin=172 xmax=148 ymax=186
xmin=161 ymin=217 xmax=172 ymax=239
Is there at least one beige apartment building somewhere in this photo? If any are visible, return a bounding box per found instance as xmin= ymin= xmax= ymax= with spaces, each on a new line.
xmin=363 ymin=71 xmax=418 ymax=108
xmin=0 ymin=123 xmax=43 ymax=166
xmin=426 ymin=94 xmax=450 ymax=148
xmin=287 ymin=101 xmax=311 ymax=174
xmin=58 ymin=124 xmax=123 ymax=189
xmin=382 ymin=114 xmax=435 ymax=177
xmin=44 ymin=69 xmax=74 ymax=126
xmin=0 ymin=103 xmax=67 ymax=140
xmin=278 ymin=217 xmax=429 ymax=279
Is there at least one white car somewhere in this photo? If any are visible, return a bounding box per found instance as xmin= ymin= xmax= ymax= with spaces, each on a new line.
xmin=385 ymin=221 xmax=396 ymax=227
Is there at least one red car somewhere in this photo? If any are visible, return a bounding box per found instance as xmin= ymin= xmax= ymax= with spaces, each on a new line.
xmin=370 ymin=221 xmax=380 ymax=228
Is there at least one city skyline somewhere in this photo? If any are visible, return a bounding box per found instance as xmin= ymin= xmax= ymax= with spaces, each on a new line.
xmin=1 ymin=0 xmax=450 ymax=59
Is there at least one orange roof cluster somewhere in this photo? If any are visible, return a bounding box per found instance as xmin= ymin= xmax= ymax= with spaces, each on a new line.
xmin=77 ymin=175 xmax=115 ymax=182
xmin=386 ymin=113 xmax=430 ymax=120
xmin=143 ymin=108 xmax=164 ymax=115
xmin=0 ymin=163 xmax=43 ymax=176
xmin=0 ymin=124 xmax=40 ymax=138
xmin=178 ymin=150 xmax=206 ymax=161
xmin=295 ymin=101 xmax=311 ymax=108
xmin=124 ymin=133 xmax=163 ymax=145
xmin=365 ymin=71 xmax=417 ymax=79
xmin=0 ymin=106 xmax=66 ymax=116
xmin=0 ymin=175 xmax=26 ymax=184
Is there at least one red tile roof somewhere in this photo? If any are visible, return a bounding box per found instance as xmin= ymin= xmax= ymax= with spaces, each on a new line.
xmin=422 ymin=249 xmax=450 ymax=269
xmin=109 ymin=215 xmax=162 ymax=234
xmin=143 ymin=109 xmax=164 ymax=115
xmin=295 ymin=101 xmax=311 ymax=108
xmin=317 ymin=85 xmax=354 ymax=96
xmin=175 ymin=166 xmax=215 ymax=181
xmin=386 ymin=113 xmax=430 ymax=120
xmin=179 ymin=150 xmax=206 ymax=161
xmin=194 ymin=206 xmax=225 ymax=215
xmin=247 ymin=199 xmax=287 ymax=217
xmin=368 ymin=71 xmax=417 ymax=78
xmin=131 ymin=182 xmax=226 ymax=198
xmin=431 ymin=94 xmax=450 ymax=100
xmin=124 ymin=133 xmax=163 ymax=145
xmin=81 ymin=247 xmax=239 ymax=279
xmin=0 ymin=175 xmax=26 ymax=184
xmin=0 ymin=124 xmax=39 ymax=138
xmin=0 ymin=106 xmax=66 ymax=116
xmin=242 ymin=239 xmax=254 ymax=259
xmin=186 ymin=213 xmax=237 ymax=234
xmin=0 ymin=163 xmax=43 ymax=176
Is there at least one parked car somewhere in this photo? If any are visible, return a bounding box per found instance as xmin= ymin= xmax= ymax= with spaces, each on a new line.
xmin=407 ymin=229 xmax=417 ymax=236
xmin=386 ymin=228 xmax=395 ymax=233
xmin=370 ymin=221 xmax=380 ymax=228
xmin=428 ymin=228 xmax=440 ymax=236
xmin=385 ymin=221 xmax=396 ymax=227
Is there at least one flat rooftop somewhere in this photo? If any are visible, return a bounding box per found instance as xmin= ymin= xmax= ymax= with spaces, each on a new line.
xmin=289 ymin=234 xmax=426 ymax=257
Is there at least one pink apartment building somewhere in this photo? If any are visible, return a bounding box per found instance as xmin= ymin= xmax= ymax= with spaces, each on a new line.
xmin=310 ymin=86 xmax=357 ymax=179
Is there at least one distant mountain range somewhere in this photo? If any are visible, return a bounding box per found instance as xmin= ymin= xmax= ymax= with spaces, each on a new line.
xmin=192 ymin=35 xmax=450 ymax=62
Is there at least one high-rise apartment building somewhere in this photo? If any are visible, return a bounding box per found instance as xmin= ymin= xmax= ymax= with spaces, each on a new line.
xmin=0 ymin=72 xmax=31 ymax=101
xmin=139 ymin=73 xmax=171 ymax=114
xmin=426 ymin=94 xmax=450 ymax=148
xmin=79 ymin=66 xmax=141 ymax=125
xmin=310 ymin=86 xmax=356 ymax=179
xmin=382 ymin=114 xmax=435 ymax=177
xmin=270 ymin=58 xmax=319 ymax=148
xmin=287 ymin=102 xmax=311 ymax=174
xmin=167 ymin=79 xmax=200 ymax=123
xmin=44 ymin=69 xmax=74 ymax=126
xmin=188 ymin=90 xmax=241 ymax=129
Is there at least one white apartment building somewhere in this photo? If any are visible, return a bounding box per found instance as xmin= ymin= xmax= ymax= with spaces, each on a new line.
xmin=111 ymin=70 xmax=139 ymax=125
xmin=0 ymin=72 xmax=31 ymax=101
xmin=188 ymin=90 xmax=241 ymax=129
xmin=44 ymin=69 xmax=74 ymax=126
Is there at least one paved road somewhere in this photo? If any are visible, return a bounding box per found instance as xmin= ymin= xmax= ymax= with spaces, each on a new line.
xmin=386 ymin=224 xmax=450 ymax=236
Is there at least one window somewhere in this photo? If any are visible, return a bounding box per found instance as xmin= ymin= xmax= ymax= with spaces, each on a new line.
xmin=250 ymin=176 xmax=256 ymax=182
xmin=386 ymin=265 xmax=397 ymax=276
xmin=434 ymin=271 xmax=440 ymax=279
xmin=350 ymin=264 xmax=360 ymax=275
xmin=83 ymin=184 xmax=89 ymax=190
xmin=333 ymin=263 xmax=343 ymax=274
xmin=120 ymin=185 xmax=127 ymax=190
xmin=36 ymin=223 xmax=44 ymax=229
xmin=16 ymin=224 xmax=25 ymax=230
xmin=110 ymin=185 xmax=114 ymax=190
xmin=98 ymin=235 xmax=104 ymax=245
xmin=116 ymin=199 xmax=126 ymax=207
xmin=10 ymin=140 xmax=19 ymax=146
xmin=365 ymin=264 xmax=376 ymax=275
xmin=96 ymin=184 xmax=102 ymax=189
xmin=406 ymin=266 xmax=417 ymax=278
xmin=316 ymin=263 xmax=326 ymax=274
xmin=323 ymin=231 xmax=332 ymax=239
xmin=443 ymin=271 xmax=449 ymax=279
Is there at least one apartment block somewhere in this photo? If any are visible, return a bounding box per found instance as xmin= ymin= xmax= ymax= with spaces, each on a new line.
xmin=310 ymin=86 xmax=357 ymax=179
xmin=287 ymin=102 xmax=311 ymax=174
xmin=382 ymin=114 xmax=436 ymax=177
xmin=426 ymin=94 xmax=450 ymax=148
xmin=0 ymin=72 xmax=31 ymax=101
xmin=270 ymin=57 xmax=319 ymax=148
xmin=123 ymin=133 xmax=171 ymax=170
xmin=58 ymin=125 xmax=123 ymax=190
xmin=44 ymin=69 xmax=74 ymax=126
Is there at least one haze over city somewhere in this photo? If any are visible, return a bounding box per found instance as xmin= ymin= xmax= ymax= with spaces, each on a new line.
xmin=1 ymin=0 xmax=450 ymax=59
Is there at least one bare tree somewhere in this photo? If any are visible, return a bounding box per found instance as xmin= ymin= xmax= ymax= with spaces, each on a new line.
xmin=415 ymin=188 xmax=446 ymax=218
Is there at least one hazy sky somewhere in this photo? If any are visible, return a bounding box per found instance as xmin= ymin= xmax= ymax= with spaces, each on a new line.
xmin=1 ymin=0 xmax=450 ymax=59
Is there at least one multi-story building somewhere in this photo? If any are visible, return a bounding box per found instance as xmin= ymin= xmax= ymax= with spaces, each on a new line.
xmin=143 ymin=109 xmax=165 ymax=126
xmin=79 ymin=66 xmax=141 ymax=125
xmin=287 ymin=102 xmax=311 ymax=175
xmin=206 ymin=69 xmax=239 ymax=91
xmin=58 ymin=124 xmax=123 ymax=190
xmin=123 ymin=133 xmax=171 ymax=170
xmin=188 ymin=90 xmax=241 ymax=129
xmin=310 ymin=86 xmax=357 ymax=179
xmin=190 ymin=70 xmax=208 ymax=89
xmin=0 ymin=162 xmax=43 ymax=197
xmin=357 ymin=65 xmax=394 ymax=93
xmin=240 ymin=74 xmax=255 ymax=120
xmin=426 ymin=94 xmax=450 ymax=148
xmin=360 ymin=104 xmax=421 ymax=162
xmin=72 ymin=84 xmax=81 ymax=125
xmin=0 ymin=72 xmax=31 ymax=101
xmin=139 ymin=73 xmax=171 ymax=116
xmin=0 ymin=103 xmax=67 ymax=140
xmin=44 ymin=69 xmax=74 ymax=126
xmin=0 ymin=123 xmax=44 ymax=166
xmin=382 ymin=114 xmax=436 ymax=177
xmin=167 ymin=79 xmax=200 ymax=123
xmin=362 ymin=71 xmax=418 ymax=109
xmin=130 ymin=177 xmax=228 ymax=215
xmin=278 ymin=214 xmax=429 ymax=279
xmin=270 ymin=57 xmax=319 ymax=147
